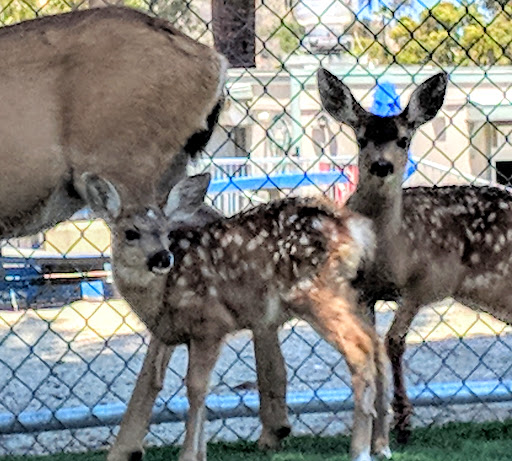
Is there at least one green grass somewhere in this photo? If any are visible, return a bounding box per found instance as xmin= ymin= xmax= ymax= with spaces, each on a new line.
xmin=2 ymin=420 xmax=512 ymax=461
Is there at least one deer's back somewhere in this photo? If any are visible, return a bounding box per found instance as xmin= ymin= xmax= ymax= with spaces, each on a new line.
xmin=0 ymin=7 xmax=224 ymax=235
xmin=155 ymin=198 xmax=363 ymax=344
xmin=395 ymin=186 xmax=512 ymax=303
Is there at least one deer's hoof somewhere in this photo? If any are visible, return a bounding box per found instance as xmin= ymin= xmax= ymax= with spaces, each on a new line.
xmin=392 ymin=402 xmax=413 ymax=445
xmin=258 ymin=425 xmax=291 ymax=450
xmin=178 ymin=453 xmax=206 ymax=461
xmin=373 ymin=445 xmax=392 ymax=459
xmin=129 ymin=451 xmax=143 ymax=461
xmin=352 ymin=449 xmax=372 ymax=461
xmin=107 ymin=448 xmax=144 ymax=461
xmin=395 ymin=427 xmax=411 ymax=445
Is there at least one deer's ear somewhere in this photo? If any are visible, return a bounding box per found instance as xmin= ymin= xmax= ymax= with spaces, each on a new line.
xmin=81 ymin=173 xmax=121 ymax=221
xmin=164 ymin=173 xmax=211 ymax=218
xmin=402 ymin=72 xmax=448 ymax=129
xmin=317 ymin=68 xmax=367 ymax=129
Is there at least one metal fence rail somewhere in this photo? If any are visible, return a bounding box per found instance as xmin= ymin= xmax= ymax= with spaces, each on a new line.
xmin=1 ymin=0 xmax=512 ymax=456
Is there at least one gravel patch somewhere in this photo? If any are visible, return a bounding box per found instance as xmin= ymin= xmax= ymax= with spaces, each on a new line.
xmin=0 ymin=299 xmax=511 ymax=455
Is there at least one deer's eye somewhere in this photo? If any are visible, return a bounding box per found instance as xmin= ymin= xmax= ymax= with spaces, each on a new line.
xmin=397 ymin=137 xmax=408 ymax=149
xmin=358 ymin=138 xmax=368 ymax=149
xmin=125 ymin=229 xmax=141 ymax=241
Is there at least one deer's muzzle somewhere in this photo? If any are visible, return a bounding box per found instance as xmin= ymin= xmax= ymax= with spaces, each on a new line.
xmin=148 ymin=250 xmax=174 ymax=275
xmin=369 ymin=160 xmax=394 ymax=178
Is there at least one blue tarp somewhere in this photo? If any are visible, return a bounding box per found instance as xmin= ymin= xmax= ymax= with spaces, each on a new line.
xmin=371 ymin=81 xmax=401 ymax=116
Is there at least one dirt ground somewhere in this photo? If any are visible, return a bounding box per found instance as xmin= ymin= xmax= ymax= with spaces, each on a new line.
xmin=1 ymin=299 xmax=511 ymax=455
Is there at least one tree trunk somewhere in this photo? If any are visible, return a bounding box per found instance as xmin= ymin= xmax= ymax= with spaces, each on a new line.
xmin=212 ymin=0 xmax=255 ymax=68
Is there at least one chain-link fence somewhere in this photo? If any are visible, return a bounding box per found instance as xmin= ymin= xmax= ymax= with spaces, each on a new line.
xmin=1 ymin=0 xmax=512 ymax=456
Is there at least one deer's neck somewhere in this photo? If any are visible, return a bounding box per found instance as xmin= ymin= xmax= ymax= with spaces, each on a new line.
xmin=113 ymin=264 xmax=168 ymax=329
xmin=347 ymin=174 xmax=403 ymax=234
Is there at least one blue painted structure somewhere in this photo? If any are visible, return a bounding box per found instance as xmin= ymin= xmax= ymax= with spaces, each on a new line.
xmin=371 ymin=80 xmax=418 ymax=178
xmin=1 ymin=378 xmax=510 ymax=434
xmin=208 ymin=80 xmax=416 ymax=195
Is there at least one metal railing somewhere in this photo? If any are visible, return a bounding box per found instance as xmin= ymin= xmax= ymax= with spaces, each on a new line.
xmin=1 ymin=0 xmax=512 ymax=456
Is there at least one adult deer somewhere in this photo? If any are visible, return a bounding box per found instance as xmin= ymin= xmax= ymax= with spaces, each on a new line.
xmin=319 ymin=69 xmax=512 ymax=443
xmin=85 ymin=172 xmax=390 ymax=461
xmin=1 ymin=7 xmax=311 ymax=458
xmin=0 ymin=6 xmax=225 ymax=238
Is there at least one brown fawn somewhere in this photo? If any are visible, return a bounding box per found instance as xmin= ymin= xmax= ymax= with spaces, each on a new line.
xmin=318 ymin=68 xmax=512 ymax=443
xmin=82 ymin=172 xmax=391 ymax=461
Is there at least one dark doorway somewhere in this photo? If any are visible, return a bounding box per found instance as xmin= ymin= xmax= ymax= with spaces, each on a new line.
xmin=496 ymin=161 xmax=512 ymax=186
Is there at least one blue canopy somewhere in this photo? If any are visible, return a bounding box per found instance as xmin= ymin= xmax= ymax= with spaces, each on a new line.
xmin=371 ymin=81 xmax=401 ymax=116
xmin=371 ymin=81 xmax=417 ymax=178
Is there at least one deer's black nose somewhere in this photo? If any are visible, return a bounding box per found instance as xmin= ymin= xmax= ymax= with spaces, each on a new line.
xmin=148 ymin=250 xmax=173 ymax=274
xmin=370 ymin=160 xmax=394 ymax=178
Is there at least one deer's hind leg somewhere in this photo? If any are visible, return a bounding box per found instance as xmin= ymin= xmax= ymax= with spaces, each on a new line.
xmin=301 ymin=295 xmax=383 ymax=461
xmin=253 ymin=327 xmax=291 ymax=450
xmin=371 ymin=336 xmax=392 ymax=459
xmin=108 ymin=335 xmax=175 ymax=461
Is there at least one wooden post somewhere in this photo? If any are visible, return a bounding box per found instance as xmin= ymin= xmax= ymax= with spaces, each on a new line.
xmin=212 ymin=0 xmax=255 ymax=68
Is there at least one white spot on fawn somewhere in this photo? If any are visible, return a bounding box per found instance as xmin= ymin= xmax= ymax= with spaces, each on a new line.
xmin=212 ymin=248 xmax=224 ymax=261
xmin=304 ymin=246 xmax=316 ymax=257
xmin=311 ymin=218 xmax=323 ymax=230
xmin=177 ymin=276 xmax=188 ymax=287
xmin=246 ymin=238 xmax=259 ymax=252
xmin=200 ymin=266 xmax=213 ymax=277
xmin=299 ymin=234 xmax=310 ymax=246
xmin=470 ymin=253 xmax=480 ymax=264
xmin=201 ymin=234 xmax=211 ymax=246
xmin=179 ymin=239 xmax=190 ymax=250
xmin=259 ymin=229 xmax=269 ymax=239
xmin=221 ymin=234 xmax=233 ymax=247
xmin=197 ymin=247 xmax=208 ymax=262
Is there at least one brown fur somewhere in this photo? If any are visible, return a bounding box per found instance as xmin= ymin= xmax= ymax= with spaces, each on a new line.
xmin=91 ymin=174 xmax=390 ymax=461
xmin=0 ymin=7 xmax=225 ymax=236
xmin=318 ymin=69 xmax=512 ymax=443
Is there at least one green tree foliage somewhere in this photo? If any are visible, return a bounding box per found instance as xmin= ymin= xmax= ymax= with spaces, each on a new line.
xmin=358 ymin=1 xmax=512 ymax=67
xmin=0 ymin=0 xmax=73 ymax=25
xmin=0 ymin=0 xmax=206 ymax=40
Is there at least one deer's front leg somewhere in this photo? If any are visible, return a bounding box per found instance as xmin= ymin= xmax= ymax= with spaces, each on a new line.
xmin=179 ymin=338 xmax=222 ymax=461
xmin=385 ymin=300 xmax=419 ymax=445
xmin=108 ymin=335 xmax=175 ymax=461
xmin=253 ymin=327 xmax=291 ymax=450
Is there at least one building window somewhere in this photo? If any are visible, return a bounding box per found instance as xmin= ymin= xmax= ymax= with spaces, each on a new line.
xmin=496 ymin=161 xmax=512 ymax=186
xmin=232 ymin=126 xmax=249 ymax=157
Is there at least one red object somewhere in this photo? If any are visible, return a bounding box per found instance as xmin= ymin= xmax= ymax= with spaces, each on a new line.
xmin=319 ymin=162 xmax=359 ymax=204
